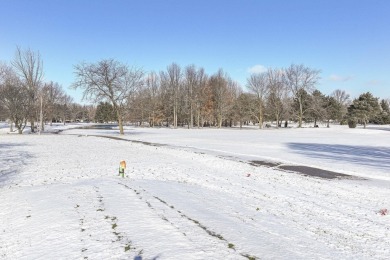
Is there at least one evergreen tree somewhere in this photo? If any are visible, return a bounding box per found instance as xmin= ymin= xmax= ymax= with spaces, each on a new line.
xmin=307 ymin=90 xmax=327 ymax=126
xmin=324 ymin=96 xmax=343 ymax=126
xmin=381 ymin=99 xmax=390 ymax=113
xmin=292 ymin=89 xmax=311 ymax=125
xmin=95 ymin=102 xmax=116 ymax=123
xmin=373 ymin=99 xmax=390 ymax=124
xmin=347 ymin=92 xmax=381 ymax=128
xmin=232 ymin=92 xmax=252 ymax=128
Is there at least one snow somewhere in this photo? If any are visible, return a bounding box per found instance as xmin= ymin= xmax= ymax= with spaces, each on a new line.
xmin=1 ymin=123 xmax=389 ymax=259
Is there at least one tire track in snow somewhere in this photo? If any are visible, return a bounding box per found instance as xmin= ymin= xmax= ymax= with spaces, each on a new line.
xmin=118 ymin=182 xmax=258 ymax=260
xmin=70 ymin=184 xmax=137 ymax=259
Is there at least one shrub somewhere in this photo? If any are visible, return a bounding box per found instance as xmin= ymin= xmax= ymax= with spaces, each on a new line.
xmin=348 ymin=118 xmax=357 ymax=128
xmin=340 ymin=119 xmax=347 ymax=125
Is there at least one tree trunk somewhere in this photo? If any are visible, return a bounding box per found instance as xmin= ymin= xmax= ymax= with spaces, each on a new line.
xmin=30 ymin=118 xmax=35 ymax=133
xmin=197 ymin=110 xmax=200 ymax=128
xmin=258 ymin=104 xmax=263 ymax=129
xmin=190 ymin=102 xmax=193 ymax=128
xmin=218 ymin=113 xmax=222 ymax=128
xmin=151 ymin=111 xmax=155 ymax=127
xmin=173 ymin=105 xmax=177 ymax=128
xmin=117 ymin=109 xmax=124 ymax=134
xmin=298 ymin=99 xmax=303 ymax=128
xmin=40 ymin=96 xmax=44 ymax=133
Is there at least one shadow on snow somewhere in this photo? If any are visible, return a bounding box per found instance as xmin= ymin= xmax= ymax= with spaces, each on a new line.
xmin=0 ymin=142 xmax=33 ymax=187
xmin=287 ymin=142 xmax=390 ymax=171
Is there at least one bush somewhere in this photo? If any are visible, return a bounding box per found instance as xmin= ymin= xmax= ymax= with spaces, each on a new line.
xmin=340 ymin=119 xmax=347 ymax=125
xmin=348 ymin=118 xmax=357 ymax=128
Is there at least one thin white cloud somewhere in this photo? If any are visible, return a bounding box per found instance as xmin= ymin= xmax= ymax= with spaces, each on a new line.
xmin=247 ymin=64 xmax=267 ymax=74
xmin=366 ymin=80 xmax=381 ymax=86
xmin=329 ymin=74 xmax=353 ymax=82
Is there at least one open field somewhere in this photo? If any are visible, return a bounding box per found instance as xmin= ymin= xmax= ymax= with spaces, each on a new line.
xmin=1 ymin=123 xmax=389 ymax=259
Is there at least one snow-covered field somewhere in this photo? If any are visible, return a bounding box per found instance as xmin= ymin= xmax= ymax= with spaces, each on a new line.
xmin=1 ymin=123 xmax=389 ymax=259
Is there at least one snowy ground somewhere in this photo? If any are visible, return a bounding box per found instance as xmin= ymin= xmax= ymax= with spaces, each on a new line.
xmin=1 ymin=123 xmax=389 ymax=259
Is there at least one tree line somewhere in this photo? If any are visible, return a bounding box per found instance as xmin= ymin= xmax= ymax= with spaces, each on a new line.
xmin=1 ymin=47 xmax=389 ymax=134
xmin=0 ymin=47 xmax=94 ymax=133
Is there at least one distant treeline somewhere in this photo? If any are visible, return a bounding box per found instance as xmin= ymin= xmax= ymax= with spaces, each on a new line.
xmin=1 ymin=47 xmax=389 ymax=134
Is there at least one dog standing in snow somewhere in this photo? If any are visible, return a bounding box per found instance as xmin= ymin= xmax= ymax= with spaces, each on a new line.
xmin=119 ymin=160 xmax=126 ymax=178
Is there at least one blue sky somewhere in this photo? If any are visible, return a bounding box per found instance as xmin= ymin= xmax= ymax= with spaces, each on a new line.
xmin=1 ymin=0 xmax=389 ymax=103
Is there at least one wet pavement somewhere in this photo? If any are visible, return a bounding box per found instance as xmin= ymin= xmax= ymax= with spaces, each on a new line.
xmin=247 ymin=160 xmax=360 ymax=180
xmin=277 ymin=165 xmax=359 ymax=179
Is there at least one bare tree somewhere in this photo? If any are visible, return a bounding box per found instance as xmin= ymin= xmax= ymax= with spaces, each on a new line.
xmin=283 ymin=64 xmax=320 ymax=127
xmin=163 ymin=63 xmax=182 ymax=128
xmin=0 ymin=64 xmax=29 ymax=134
xmin=226 ymin=80 xmax=242 ymax=127
xmin=127 ymin=85 xmax=147 ymax=126
xmin=180 ymin=65 xmax=209 ymax=128
xmin=209 ymin=69 xmax=235 ymax=128
xmin=331 ymin=89 xmax=350 ymax=105
xmin=40 ymin=81 xmax=64 ymax=129
xmin=232 ymin=88 xmax=251 ymax=128
xmin=331 ymin=89 xmax=350 ymax=120
xmin=144 ymin=71 xmax=162 ymax=127
xmin=184 ymin=65 xmax=197 ymax=128
xmin=266 ymin=68 xmax=287 ymax=128
xmin=127 ymin=75 xmax=162 ymax=127
xmin=85 ymin=105 xmax=96 ymax=122
xmin=210 ymin=70 xmax=226 ymax=127
xmin=159 ymin=72 xmax=171 ymax=126
xmin=72 ymin=59 xmax=144 ymax=134
xmin=192 ymin=67 xmax=208 ymax=128
xmin=11 ymin=46 xmax=43 ymax=132
xmin=60 ymin=94 xmax=73 ymax=124
xmin=68 ymin=103 xmax=91 ymax=122
xmin=200 ymin=81 xmax=214 ymax=127
xmin=246 ymin=72 xmax=269 ymax=128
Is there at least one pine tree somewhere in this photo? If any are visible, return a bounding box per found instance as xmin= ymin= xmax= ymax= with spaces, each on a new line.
xmin=95 ymin=102 xmax=116 ymax=123
xmin=347 ymin=92 xmax=381 ymax=128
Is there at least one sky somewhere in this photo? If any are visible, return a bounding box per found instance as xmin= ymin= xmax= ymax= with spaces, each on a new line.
xmin=1 ymin=0 xmax=389 ymax=103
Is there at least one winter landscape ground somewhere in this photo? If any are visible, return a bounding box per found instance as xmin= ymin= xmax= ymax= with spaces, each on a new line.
xmin=0 ymin=123 xmax=389 ymax=259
